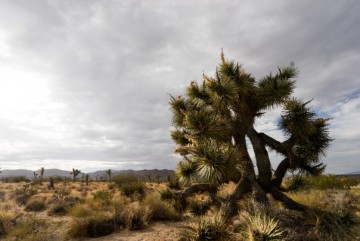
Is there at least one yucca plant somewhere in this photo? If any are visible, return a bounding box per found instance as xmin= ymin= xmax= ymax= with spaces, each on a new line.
xmin=170 ymin=52 xmax=332 ymax=217
xmin=244 ymin=213 xmax=286 ymax=241
xmin=184 ymin=216 xmax=231 ymax=241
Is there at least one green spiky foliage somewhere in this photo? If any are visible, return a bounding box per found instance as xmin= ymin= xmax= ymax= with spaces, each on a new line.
xmin=170 ymin=53 xmax=332 ymax=212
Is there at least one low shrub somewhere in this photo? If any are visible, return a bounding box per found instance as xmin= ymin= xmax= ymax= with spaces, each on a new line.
xmin=306 ymin=206 xmax=358 ymax=241
xmin=112 ymin=173 xmax=138 ymax=186
xmin=184 ymin=216 xmax=230 ymax=241
xmin=68 ymin=203 xmax=94 ymax=218
xmin=93 ymin=190 xmax=113 ymax=204
xmin=142 ymin=194 xmax=180 ymax=221
xmin=25 ymin=198 xmax=46 ymax=212
xmin=48 ymin=201 xmax=73 ymax=216
xmin=159 ymin=188 xmax=174 ymax=200
xmin=121 ymin=182 xmax=145 ymax=198
xmin=0 ymin=210 xmax=15 ymax=235
xmin=244 ymin=213 xmax=286 ymax=241
xmin=123 ymin=203 xmax=151 ymax=230
xmin=0 ymin=191 xmax=5 ymax=201
xmin=68 ymin=215 xmax=115 ymax=238
xmin=189 ymin=200 xmax=210 ymax=217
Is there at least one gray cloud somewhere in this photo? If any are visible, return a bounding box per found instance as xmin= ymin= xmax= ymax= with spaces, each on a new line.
xmin=0 ymin=0 xmax=359 ymax=173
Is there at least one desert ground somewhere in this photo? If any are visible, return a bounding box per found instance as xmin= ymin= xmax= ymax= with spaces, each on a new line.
xmin=1 ymin=174 xmax=360 ymax=241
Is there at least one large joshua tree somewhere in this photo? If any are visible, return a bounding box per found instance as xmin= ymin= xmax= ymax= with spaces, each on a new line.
xmin=170 ymin=53 xmax=332 ymax=217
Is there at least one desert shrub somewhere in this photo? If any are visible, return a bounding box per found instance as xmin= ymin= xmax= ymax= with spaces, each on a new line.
xmin=189 ymin=200 xmax=211 ymax=217
xmin=172 ymin=196 xmax=188 ymax=214
xmin=69 ymin=203 xmax=94 ymax=217
xmin=113 ymin=173 xmax=138 ymax=186
xmin=184 ymin=216 xmax=230 ymax=241
xmin=93 ymin=190 xmax=113 ymax=204
xmin=6 ymin=217 xmax=50 ymax=241
xmin=121 ymin=182 xmax=145 ymax=198
xmin=48 ymin=201 xmax=74 ymax=216
xmin=142 ymin=194 xmax=180 ymax=221
xmin=25 ymin=198 xmax=46 ymax=212
xmin=68 ymin=215 xmax=115 ymax=238
xmin=1 ymin=176 xmax=30 ymax=183
xmin=15 ymin=193 xmax=32 ymax=206
xmin=0 ymin=191 xmax=5 ymax=201
xmin=306 ymin=206 xmax=358 ymax=241
xmin=0 ymin=210 xmax=15 ymax=235
xmin=244 ymin=213 xmax=286 ymax=241
xmin=123 ymin=203 xmax=151 ymax=230
xmin=159 ymin=188 xmax=174 ymax=200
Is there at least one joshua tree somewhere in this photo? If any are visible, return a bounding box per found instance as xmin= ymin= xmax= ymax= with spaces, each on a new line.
xmin=106 ymin=169 xmax=112 ymax=182
xmin=146 ymin=173 xmax=152 ymax=183
xmin=170 ymin=53 xmax=332 ymax=218
xmin=39 ymin=167 xmax=45 ymax=184
xmin=85 ymin=174 xmax=90 ymax=186
xmin=33 ymin=172 xmax=38 ymax=179
xmin=70 ymin=169 xmax=81 ymax=182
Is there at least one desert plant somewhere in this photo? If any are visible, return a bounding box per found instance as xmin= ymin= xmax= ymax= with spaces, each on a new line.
xmin=244 ymin=213 xmax=286 ymax=241
xmin=39 ymin=167 xmax=44 ymax=184
xmin=25 ymin=198 xmax=46 ymax=212
xmin=121 ymin=182 xmax=145 ymax=198
xmin=189 ymin=200 xmax=211 ymax=217
xmin=106 ymin=169 xmax=112 ymax=182
xmin=85 ymin=174 xmax=90 ymax=186
xmin=0 ymin=191 xmax=5 ymax=201
xmin=47 ymin=201 xmax=70 ymax=216
xmin=49 ymin=177 xmax=55 ymax=189
xmin=170 ymin=53 xmax=332 ymax=217
xmin=113 ymin=172 xmax=138 ymax=186
xmin=68 ymin=215 xmax=115 ymax=238
xmin=159 ymin=188 xmax=174 ymax=200
xmin=146 ymin=173 xmax=152 ymax=183
xmin=142 ymin=194 xmax=180 ymax=221
xmin=123 ymin=203 xmax=151 ymax=230
xmin=70 ymin=168 xmax=81 ymax=182
xmin=306 ymin=206 xmax=358 ymax=241
xmin=93 ymin=190 xmax=114 ymax=204
xmin=0 ymin=210 xmax=15 ymax=235
xmin=184 ymin=216 xmax=230 ymax=241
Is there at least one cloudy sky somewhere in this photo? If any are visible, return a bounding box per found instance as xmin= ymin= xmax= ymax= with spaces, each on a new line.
xmin=0 ymin=0 xmax=359 ymax=173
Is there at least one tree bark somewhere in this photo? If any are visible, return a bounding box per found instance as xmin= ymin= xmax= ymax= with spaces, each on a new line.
xmin=247 ymin=127 xmax=272 ymax=191
xmin=271 ymin=158 xmax=290 ymax=188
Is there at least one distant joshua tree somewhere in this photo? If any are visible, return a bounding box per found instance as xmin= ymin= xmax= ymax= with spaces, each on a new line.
xmin=40 ymin=167 xmax=45 ymax=184
xmin=70 ymin=169 xmax=81 ymax=182
xmin=33 ymin=171 xmax=38 ymax=179
xmin=146 ymin=173 xmax=152 ymax=183
xmin=106 ymin=169 xmax=112 ymax=182
xmin=85 ymin=174 xmax=90 ymax=186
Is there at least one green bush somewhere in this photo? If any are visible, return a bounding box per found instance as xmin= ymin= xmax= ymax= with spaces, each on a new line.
xmin=68 ymin=216 xmax=115 ymax=238
xmin=159 ymin=188 xmax=173 ymax=200
xmin=121 ymin=182 xmax=145 ymax=197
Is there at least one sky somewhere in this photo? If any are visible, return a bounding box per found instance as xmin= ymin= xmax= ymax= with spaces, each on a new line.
xmin=0 ymin=0 xmax=359 ymax=174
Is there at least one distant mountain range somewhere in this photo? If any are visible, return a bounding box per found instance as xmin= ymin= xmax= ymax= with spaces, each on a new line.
xmin=0 ymin=168 xmax=175 ymax=181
